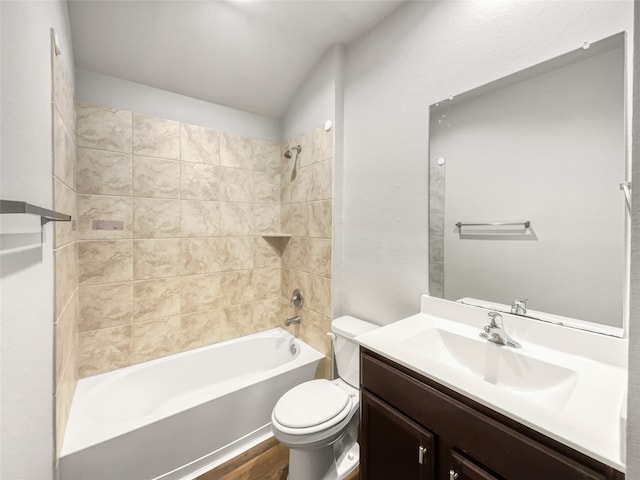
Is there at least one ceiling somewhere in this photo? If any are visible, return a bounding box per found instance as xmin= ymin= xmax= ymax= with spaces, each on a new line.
xmin=68 ymin=0 xmax=405 ymax=119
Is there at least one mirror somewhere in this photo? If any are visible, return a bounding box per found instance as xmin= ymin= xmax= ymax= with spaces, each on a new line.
xmin=428 ymin=33 xmax=627 ymax=336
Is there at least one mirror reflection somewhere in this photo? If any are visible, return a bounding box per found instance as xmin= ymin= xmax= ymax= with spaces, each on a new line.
xmin=428 ymin=33 xmax=626 ymax=334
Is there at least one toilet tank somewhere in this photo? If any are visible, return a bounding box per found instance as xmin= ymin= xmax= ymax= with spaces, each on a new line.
xmin=331 ymin=316 xmax=378 ymax=388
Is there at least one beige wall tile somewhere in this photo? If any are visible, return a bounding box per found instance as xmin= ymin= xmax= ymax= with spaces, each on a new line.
xmin=55 ymin=243 xmax=77 ymax=318
xmin=282 ymin=269 xmax=311 ymax=310
xmin=281 ymin=203 xmax=309 ymax=237
xmin=133 ymin=156 xmax=181 ymax=199
xmin=251 ymin=139 xmax=282 ymax=174
xmin=220 ymin=202 xmax=252 ymax=236
xmin=219 ymin=237 xmax=254 ymax=271
xmin=77 ymin=148 xmax=133 ymax=196
xmin=280 ymin=171 xmax=292 ymax=204
xmin=253 ymin=267 xmax=281 ymax=300
xmin=77 ymin=325 xmax=132 ymax=377
xmin=220 ymin=133 xmax=254 ymax=170
xmin=307 ymin=238 xmax=332 ymax=278
xmin=253 ymin=237 xmax=284 ymax=268
xmin=133 ymin=113 xmax=180 ymax=159
xmin=220 ymin=270 xmax=254 ymax=305
xmin=307 ymin=274 xmax=332 ymax=317
xmin=79 ymin=283 xmax=133 ymax=331
xmin=309 ymin=159 xmax=333 ymax=201
xmin=133 ymin=198 xmax=180 ymax=238
xmin=180 ymin=163 xmax=219 ymax=200
xmin=133 ymin=278 xmax=181 ymax=322
xmin=221 ymin=303 xmax=254 ymax=337
xmin=133 ymin=238 xmax=181 ymax=279
xmin=54 ymin=177 xmax=77 ymax=248
xmin=181 ymin=200 xmax=220 ymax=237
xmin=287 ymin=165 xmax=311 ymax=204
xmin=55 ymin=352 xmax=76 ymax=457
xmin=282 ymin=237 xmax=309 ymax=271
xmin=219 ymin=167 xmax=252 ymax=202
xmin=131 ymin=317 xmax=181 ymax=364
xmin=281 ymin=267 xmax=293 ymax=300
xmin=77 ymin=102 xmax=132 ymax=153
xmin=253 ymin=204 xmax=280 ymax=234
xmin=181 ymin=274 xmax=221 ymax=314
xmin=253 ymin=172 xmax=280 ymax=204
xmin=252 ymin=203 xmax=282 ymax=235
xmin=308 ymin=200 xmax=332 ymax=238
xmin=181 ymin=237 xmax=220 ymax=275
xmin=181 ymin=124 xmax=220 ymax=164
xmin=299 ymin=309 xmax=332 ymax=358
xmin=78 ymin=195 xmax=132 ymax=240
xmin=251 ymin=297 xmax=287 ymax=332
xmin=53 ymin=107 xmax=76 ymax=189
xmin=179 ymin=309 xmax=226 ymax=350
xmin=55 ymin=292 xmax=78 ymax=382
xmin=78 ymin=240 xmax=132 ymax=285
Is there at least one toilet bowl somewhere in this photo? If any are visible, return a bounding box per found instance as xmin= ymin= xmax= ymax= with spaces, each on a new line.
xmin=271 ymin=316 xmax=378 ymax=480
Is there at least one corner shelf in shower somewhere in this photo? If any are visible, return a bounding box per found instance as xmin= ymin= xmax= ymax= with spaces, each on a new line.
xmin=0 ymin=199 xmax=72 ymax=226
xmin=260 ymin=233 xmax=292 ymax=238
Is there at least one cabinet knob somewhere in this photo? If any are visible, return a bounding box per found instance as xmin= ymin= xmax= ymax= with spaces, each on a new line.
xmin=449 ymin=470 xmax=459 ymax=480
xmin=418 ymin=445 xmax=428 ymax=464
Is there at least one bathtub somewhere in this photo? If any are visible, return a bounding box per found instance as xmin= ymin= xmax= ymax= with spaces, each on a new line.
xmin=59 ymin=328 xmax=324 ymax=480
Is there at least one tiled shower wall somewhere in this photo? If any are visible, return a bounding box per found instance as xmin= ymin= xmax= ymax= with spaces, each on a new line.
xmin=52 ymin=43 xmax=78 ymax=456
xmin=74 ymin=102 xmax=286 ymax=376
xmin=55 ymin=98 xmax=334 ymax=452
xmin=281 ymin=129 xmax=333 ymax=359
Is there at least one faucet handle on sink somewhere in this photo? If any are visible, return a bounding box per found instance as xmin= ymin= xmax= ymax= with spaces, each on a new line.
xmin=487 ymin=311 xmax=502 ymax=328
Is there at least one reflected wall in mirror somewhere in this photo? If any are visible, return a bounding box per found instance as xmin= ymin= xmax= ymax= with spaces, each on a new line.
xmin=428 ymin=33 xmax=626 ymax=335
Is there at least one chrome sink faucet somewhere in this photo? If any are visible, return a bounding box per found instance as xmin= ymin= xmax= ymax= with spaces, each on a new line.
xmin=511 ymin=298 xmax=527 ymax=316
xmin=480 ymin=312 xmax=521 ymax=348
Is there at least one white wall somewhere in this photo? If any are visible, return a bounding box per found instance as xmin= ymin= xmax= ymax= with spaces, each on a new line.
xmin=626 ymin=5 xmax=640 ymax=478
xmin=436 ymin=46 xmax=625 ymax=327
xmin=0 ymin=1 xmax=74 ymax=479
xmin=75 ymin=68 xmax=281 ymax=142
xmin=281 ymin=45 xmax=342 ymax=140
xmin=341 ymin=1 xmax=633 ymax=326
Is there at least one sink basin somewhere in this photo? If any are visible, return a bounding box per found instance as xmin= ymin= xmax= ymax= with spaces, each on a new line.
xmin=400 ymin=328 xmax=579 ymax=409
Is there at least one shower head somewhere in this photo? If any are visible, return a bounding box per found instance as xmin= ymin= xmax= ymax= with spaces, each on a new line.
xmin=284 ymin=145 xmax=301 ymax=159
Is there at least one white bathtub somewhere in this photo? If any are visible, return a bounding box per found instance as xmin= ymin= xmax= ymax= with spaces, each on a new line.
xmin=59 ymin=328 xmax=324 ymax=480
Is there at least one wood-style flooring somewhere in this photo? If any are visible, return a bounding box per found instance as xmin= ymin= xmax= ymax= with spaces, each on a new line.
xmin=195 ymin=437 xmax=360 ymax=480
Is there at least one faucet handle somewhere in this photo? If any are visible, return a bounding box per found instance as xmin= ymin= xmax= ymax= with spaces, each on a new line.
xmin=487 ymin=311 xmax=502 ymax=327
xmin=511 ymin=298 xmax=528 ymax=315
xmin=290 ymin=289 xmax=304 ymax=308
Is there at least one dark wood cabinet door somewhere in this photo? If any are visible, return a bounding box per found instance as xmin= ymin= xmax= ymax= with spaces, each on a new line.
xmin=450 ymin=451 xmax=502 ymax=480
xmin=361 ymin=391 xmax=435 ymax=480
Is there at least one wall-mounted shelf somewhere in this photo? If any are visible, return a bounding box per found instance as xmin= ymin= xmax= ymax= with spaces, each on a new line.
xmin=260 ymin=233 xmax=292 ymax=238
xmin=1 ymin=200 xmax=72 ymax=226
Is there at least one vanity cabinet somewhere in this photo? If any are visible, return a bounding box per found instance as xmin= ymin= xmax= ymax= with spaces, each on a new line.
xmin=360 ymin=349 xmax=624 ymax=480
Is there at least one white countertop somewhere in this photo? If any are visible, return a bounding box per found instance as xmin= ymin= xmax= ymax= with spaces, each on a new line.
xmin=356 ymin=296 xmax=628 ymax=472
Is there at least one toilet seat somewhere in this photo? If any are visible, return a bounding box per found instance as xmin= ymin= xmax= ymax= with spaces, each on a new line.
xmin=272 ymin=379 xmax=354 ymax=436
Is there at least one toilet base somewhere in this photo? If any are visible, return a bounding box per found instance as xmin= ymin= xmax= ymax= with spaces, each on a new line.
xmin=287 ymin=441 xmax=359 ymax=480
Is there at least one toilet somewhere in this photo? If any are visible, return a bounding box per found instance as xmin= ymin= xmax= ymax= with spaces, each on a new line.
xmin=271 ymin=316 xmax=378 ymax=480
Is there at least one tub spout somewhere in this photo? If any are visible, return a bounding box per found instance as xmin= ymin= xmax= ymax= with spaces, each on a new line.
xmin=285 ymin=316 xmax=301 ymax=326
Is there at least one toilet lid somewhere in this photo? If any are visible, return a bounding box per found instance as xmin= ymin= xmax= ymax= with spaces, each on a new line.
xmin=273 ymin=379 xmax=351 ymax=429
